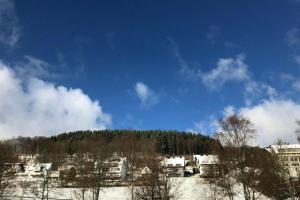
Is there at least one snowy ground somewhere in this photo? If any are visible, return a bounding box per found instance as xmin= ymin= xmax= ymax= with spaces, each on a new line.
xmin=14 ymin=175 xmax=270 ymax=200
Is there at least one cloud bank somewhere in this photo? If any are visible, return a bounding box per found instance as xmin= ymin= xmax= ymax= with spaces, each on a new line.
xmin=218 ymin=100 xmax=300 ymax=147
xmin=193 ymin=99 xmax=300 ymax=147
xmin=0 ymin=61 xmax=111 ymax=138
xmin=240 ymin=99 xmax=300 ymax=147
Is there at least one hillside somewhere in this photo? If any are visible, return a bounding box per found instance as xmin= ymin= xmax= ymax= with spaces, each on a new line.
xmin=11 ymin=130 xmax=218 ymax=156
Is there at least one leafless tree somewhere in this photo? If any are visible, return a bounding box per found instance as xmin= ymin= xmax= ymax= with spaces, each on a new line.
xmin=0 ymin=167 xmax=15 ymax=200
xmin=89 ymin=154 xmax=107 ymax=200
xmin=73 ymin=153 xmax=90 ymax=200
xmin=0 ymin=142 xmax=17 ymax=200
xmin=134 ymin=150 xmax=177 ymax=200
xmin=271 ymin=139 xmax=300 ymax=199
xmin=215 ymin=164 xmax=235 ymax=200
xmin=216 ymin=114 xmax=256 ymax=148
xmin=122 ymin=135 xmax=140 ymax=200
xmin=86 ymin=143 xmax=111 ymax=200
xmin=215 ymin=114 xmax=263 ymax=200
xmin=27 ymin=170 xmax=56 ymax=200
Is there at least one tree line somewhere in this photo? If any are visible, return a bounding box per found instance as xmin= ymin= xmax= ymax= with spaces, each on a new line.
xmin=7 ymin=130 xmax=215 ymax=156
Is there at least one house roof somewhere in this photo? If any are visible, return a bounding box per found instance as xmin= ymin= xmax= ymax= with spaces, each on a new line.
xmin=266 ymin=144 xmax=300 ymax=153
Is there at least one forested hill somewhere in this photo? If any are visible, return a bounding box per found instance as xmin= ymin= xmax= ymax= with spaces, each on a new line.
xmin=12 ymin=130 xmax=219 ymax=156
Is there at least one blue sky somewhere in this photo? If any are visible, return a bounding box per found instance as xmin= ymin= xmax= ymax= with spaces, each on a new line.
xmin=1 ymin=0 xmax=300 ymax=145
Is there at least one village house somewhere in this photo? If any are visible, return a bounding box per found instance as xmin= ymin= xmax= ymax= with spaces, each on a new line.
xmin=104 ymin=157 xmax=128 ymax=180
xmin=4 ymin=163 xmax=25 ymax=173
xmin=163 ymin=156 xmax=185 ymax=177
xmin=193 ymin=155 xmax=219 ymax=177
xmin=14 ymin=158 xmax=61 ymax=181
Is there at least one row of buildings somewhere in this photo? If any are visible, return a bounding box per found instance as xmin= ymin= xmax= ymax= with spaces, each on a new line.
xmin=5 ymin=154 xmax=220 ymax=184
xmin=164 ymin=155 xmax=219 ymax=177
xmin=7 ymin=144 xmax=300 ymax=183
xmin=164 ymin=144 xmax=300 ymax=179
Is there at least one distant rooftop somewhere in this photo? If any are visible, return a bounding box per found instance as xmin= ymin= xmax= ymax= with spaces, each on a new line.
xmin=266 ymin=144 xmax=300 ymax=153
xmin=270 ymin=144 xmax=300 ymax=149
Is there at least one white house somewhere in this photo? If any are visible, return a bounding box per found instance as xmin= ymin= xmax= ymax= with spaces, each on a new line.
xmin=104 ymin=157 xmax=128 ymax=180
xmin=266 ymin=144 xmax=300 ymax=178
xmin=4 ymin=163 xmax=24 ymax=173
xmin=21 ymin=162 xmax=53 ymax=178
xmin=193 ymin=155 xmax=219 ymax=177
xmin=163 ymin=156 xmax=185 ymax=177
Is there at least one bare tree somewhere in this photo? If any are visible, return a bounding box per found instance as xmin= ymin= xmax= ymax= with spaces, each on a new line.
xmin=123 ymin=135 xmax=140 ymax=200
xmin=278 ymin=165 xmax=298 ymax=200
xmin=0 ymin=142 xmax=17 ymax=200
xmin=271 ymin=139 xmax=300 ymax=199
xmin=0 ymin=166 xmax=15 ymax=200
xmin=215 ymin=114 xmax=263 ymax=200
xmin=27 ymin=170 xmax=56 ymax=200
xmin=215 ymin=164 xmax=235 ymax=200
xmin=216 ymin=114 xmax=256 ymax=148
xmin=134 ymin=150 xmax=177 ymax=200
xmin=83 ymin=143 xmax=111 ymax=200
xmin=73 ymin=153 xmax=90 ymax=200
xmin=89 ymin=154 xmax=107 ymax=200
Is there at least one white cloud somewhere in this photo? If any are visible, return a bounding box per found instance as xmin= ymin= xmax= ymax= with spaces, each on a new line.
xmin=198 ymin=54 xmax=276 ymax=104
xmin=168 ymin=39 xmax=250 ymax=88
xmin=199 ymin=54 xmax=250 ymax=89
xmin=168 ymin=38 xmax=276 ymax=105
xmin=206 ymin=98 xmax=300 ymax=147
xmin=0 ymin=0 xmax=21 ymax=47
xmin=189 ymin=98 xmax=298 ymax=148
xmin=0 ymin=61 xmax=111 ymax=138
xmin=238 ymin=99 xmax=300 ymax=146
xmin=285 ymin=27 xmax=299 ymax=47
xmin=135 ymin=82 xmax=159 ymax=108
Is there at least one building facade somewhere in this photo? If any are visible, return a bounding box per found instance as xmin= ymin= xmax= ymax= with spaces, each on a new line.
xmin=193 ymin=155 xmax=219 ymax=177
xmin=163 ymin=156 xmax=185 ymax=177
xmin=267 ymin=144 xmax=300 ymax=178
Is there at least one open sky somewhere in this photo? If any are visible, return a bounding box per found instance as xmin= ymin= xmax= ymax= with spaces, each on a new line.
xmin=1 ymin=0 xmax=300 ymax=146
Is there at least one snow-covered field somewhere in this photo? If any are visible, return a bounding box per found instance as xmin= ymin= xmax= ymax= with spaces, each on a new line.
xmin=15 ymin=176 xmax=269 ymax=200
